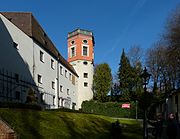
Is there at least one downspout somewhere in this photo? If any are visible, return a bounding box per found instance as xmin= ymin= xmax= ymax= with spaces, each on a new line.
xmin=57 ymin=54 xmax=60 ymax=108
xmin=32 ymin=42 xmax=35 ymax=80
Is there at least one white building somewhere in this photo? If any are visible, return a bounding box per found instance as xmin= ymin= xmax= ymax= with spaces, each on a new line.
xmin=0 ymin=12 xmax=94 ymax=110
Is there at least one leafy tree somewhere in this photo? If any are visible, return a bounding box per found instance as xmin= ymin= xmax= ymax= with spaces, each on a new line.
xmin=93 ymin=63 xmax=112 ymax=102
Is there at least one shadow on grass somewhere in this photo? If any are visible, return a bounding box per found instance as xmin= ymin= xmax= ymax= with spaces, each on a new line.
xmin=19 ymin=109 xmax=43 ymax=139
xmin=59 ymin=113 xmax=112 ymax=139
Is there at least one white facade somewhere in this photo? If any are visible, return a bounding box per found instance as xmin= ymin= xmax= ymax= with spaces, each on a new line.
xmin=70 ymin=60 xmax=93 ymax=109
xmin=0 ymin=13 xmax=79 ymax=110
xmin=0 ymin=13 xmax=34 ymax=103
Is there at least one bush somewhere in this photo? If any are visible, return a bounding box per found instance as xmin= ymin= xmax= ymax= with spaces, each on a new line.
xmin=0 ymin=101 xmax=42 ymax=110
xmin=81 ymin=100 xmax=141 ymax=118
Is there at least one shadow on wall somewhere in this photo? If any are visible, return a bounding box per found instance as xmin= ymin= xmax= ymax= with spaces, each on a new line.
xmin=0 ymin=16 xmax=42 ymax=104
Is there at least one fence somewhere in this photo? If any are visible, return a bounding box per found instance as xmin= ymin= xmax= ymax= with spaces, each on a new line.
xmin=0 ymin=68 xmax=38 ymax=103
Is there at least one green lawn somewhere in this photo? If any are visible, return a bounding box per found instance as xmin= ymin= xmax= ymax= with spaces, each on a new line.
xmin=0 ymin=108 xmax=142 ymax=139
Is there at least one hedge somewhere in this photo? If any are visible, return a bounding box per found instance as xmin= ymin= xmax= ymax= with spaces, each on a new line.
xmin=0 ymin=101 xmax=42 ymax=110
xmin=81 ymin=100 xmax=143 ymax=118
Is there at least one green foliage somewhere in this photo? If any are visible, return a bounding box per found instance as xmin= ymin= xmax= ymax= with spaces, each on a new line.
xmin=93 ymin=63 xmax=112 ymax=102
xmin=81 ymin=100 xmax=141 ymax=119
xmin=0 ymin=101 xmax=42 ymax=110
xmin=117 ymin=49 xmax=143 ymax=101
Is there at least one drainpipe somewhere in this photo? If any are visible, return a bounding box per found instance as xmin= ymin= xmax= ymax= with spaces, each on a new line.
xmin=57 ymin=55 xmax=60 ymax=108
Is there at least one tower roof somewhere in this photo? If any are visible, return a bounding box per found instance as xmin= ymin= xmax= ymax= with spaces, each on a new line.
xmin=0 ymin=12 xmax=78 ymax=77
xmin=68 ymin=28 xmax=93 ymax=38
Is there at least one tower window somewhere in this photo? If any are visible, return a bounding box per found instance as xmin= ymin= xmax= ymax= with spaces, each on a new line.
xmin=84 ymin=82 xmax=88 ymax=87
xmin=84 ymin=73 xmax=88 ymax=78
xmin=83 ymin=61 xmax=88 ymax=65
xmin=83 ymin=40 xmax=88 ymax=44
xmin=70 ymin=47 xmax=75 ymax=57
xmin=71 ymin=40 xmax=75 ymax=45
xmin=83 ymin=46 xmax=88 ymax=56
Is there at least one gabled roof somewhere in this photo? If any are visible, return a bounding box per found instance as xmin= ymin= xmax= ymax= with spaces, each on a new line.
xmin=0 ymin=12 xmax=78 ymax=77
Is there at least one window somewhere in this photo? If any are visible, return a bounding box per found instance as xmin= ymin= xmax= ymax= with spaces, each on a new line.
xmin=60 ymin=85 xmax=63 ymax=92
xmin=71 ymin=40 xmax=75 ymax=45
xmin=40 ymin=51 xmax=44 ymax=62
xmin=67 ymin=89 xmax=70 ymax=95
xmin=14 ymin=73 xmax=19 ymax=83
xmin=38 ymin=74 xmax=42 ymax=84
xmin=70 ymin=47 xmax=75 ymax=57
xmin=65 ymin=70 xmax=67 ymax=78
xmin=60 ymin=66 xmax=63 ymax=75
xmin=53 ymin=96 xmax=55 ymax=105
xmin=69 ymin=73 xmax=72 ymax=80
xmin=83 ymin=46 xmax=88 ymax=56
xmin=83 ymin=40 xmax=88 ymax=44
xmin=52 ymin=81 xmax=55 ymax=89
xmin=13 ymin=42 xmax=19 ymax=49
xmin=15 ymin=91 xmax=20 ymax=100
xmin=51 ymin=59 xmax=55 ymax=69
xmin=84 ymin=82 xmax=88 ymax=87
xmin=72 ymin=75 xmax=75 ymax=85
xmin=84 ymin=73 xmax=88 ymax=78
xmin=83 ymin=61 xmax=88 ymax=65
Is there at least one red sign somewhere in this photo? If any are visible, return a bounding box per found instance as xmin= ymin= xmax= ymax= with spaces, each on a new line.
xmin=121 ymin=104 xmax=130 ymax=109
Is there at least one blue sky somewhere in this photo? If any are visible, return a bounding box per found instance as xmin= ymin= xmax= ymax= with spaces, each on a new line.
xmin=1 ymin=0 xmax=180 ymax=74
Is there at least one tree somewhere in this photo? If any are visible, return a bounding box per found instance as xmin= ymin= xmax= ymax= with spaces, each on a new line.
xmin=146 ymin=41 xmax=168 ymax=94
xmin=93 ymin=63 xmax=112 ymax=102
xmin=118 ymin=49 xmax=135 ymax=101
xmin=127 ymin=45 xmax=143 ymax=100
xmin=127 ymin=44 xmax=143 ymax=67
xmin=164 ymin=5 xmax=180 ymax=89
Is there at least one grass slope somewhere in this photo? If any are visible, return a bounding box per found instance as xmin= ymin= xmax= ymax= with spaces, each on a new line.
xmin=0 ymin=108 xmax=142 ymax=139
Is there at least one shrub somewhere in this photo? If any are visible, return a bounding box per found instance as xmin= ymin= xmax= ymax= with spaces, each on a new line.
xmin=0 ymin=101 xmax=42 ymax=110
xmin=81 ymin=100 xmax=140 ymax=118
